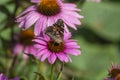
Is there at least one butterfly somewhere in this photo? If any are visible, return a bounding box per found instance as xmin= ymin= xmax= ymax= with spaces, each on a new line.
xmin=45 ymin=19 xmax=64 ymax=44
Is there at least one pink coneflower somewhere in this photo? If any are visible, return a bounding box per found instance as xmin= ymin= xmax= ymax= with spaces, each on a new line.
xmin=13 ymin=29 xmax=36 ymax=58
xmin=16 ymin=0 xmax=83 ymax=36
xmin=33 ymin=32 xmax=81 ymax=64
xmin=104 ymin=64 xmax=120 ymax=80
xmin=0 ymin=73 xmax=19 ymax=80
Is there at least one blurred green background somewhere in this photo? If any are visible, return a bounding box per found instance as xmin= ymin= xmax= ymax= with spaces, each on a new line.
xmin=0 ymin=0 xmax=120 ymax=80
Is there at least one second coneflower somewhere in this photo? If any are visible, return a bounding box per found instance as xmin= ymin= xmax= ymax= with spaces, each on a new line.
xmin=16 ymin=0 xmax=83 ymax=36
xmin=104 ymin=64 xmax=120 ymax=80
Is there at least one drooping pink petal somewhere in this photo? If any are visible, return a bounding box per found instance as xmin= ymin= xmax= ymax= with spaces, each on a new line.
xmin=56 ymin=52 xmax=64 ymax=62
xmin=62 ymin=53 xmax=69 ymax=62
xmin=23 ymin=54 xmax=29 ymax=60
xmin=48 ymin=53 xmax=57 ymax=64
xmin=34 ymin=15 xmax=47 ymax=36
xmin=47 ymin=17 xmax=54 ymax=26
xmin=43 ymin=34 xmax=50 ymax=41
xmin=34 ymin=36 xmax=46 ymax=41
xmin=67 ymin=55 xmax=72 ymax=62
xmin=65 ymin=45 xmax=80 ymax=49
xmin=62 ymin=12 xmax=81 ymax=25
xmin=61 ymin=15 xmax=77 ymax=30
xmin=65 ymin=41 xmax=78 ymax=45
xmin=62 ymin=4 xmax=80 ymax=11
xmin=52 ymin=15 xmax=60 ymax=23
xmin=64 ymin=24 xmax=69 ymax=33
xmin=18 ymin=21 xmax=25 ymax=28
xmin=64 ymin=14 xmax=81 ymax=25
xmin=41 ymin=50 xmax=51 ymax=61
xmin=34 ymin=18 xmax=42 ymax=36
xmin=16 ymin=16 xmax=25 ymax=23
xmin=29 ymin=46 xmax=36 ymax=54
xmin=65 ymin=40 xmax=77 ymax=43
xmin=33 ymin=39 xmax=47 ymax=46
xmin=41 ymin=16 xmax=47 ymax=32
xmin=64 ymin=32 xmax=72 ymax=40
xmin=16 ymin=6 xmax=37 ymax=18
xmin=63 ymin=3 xmax=77 ymax=8
xmin=64 ymin=54 xmax=72 ymax=62
xmin=34 ymin=44 xmax=46 ymax=49
xmin=24 ymin=11 xmax=40 ymax=30
xmin=64 ymin=49 xmax=81 ymax=56
xmin=36 ymin=48 xmax=48 ymax=57
xmin=24 ymin=46 xmax=29 ymax=53
xmin=63 ymin=10 xmax=84 ymax=19
xmin=13 ymin=44 xmax=23 ymax=54
xmin=61 ymin=12 xmax=82 ymax=25
xmin=57 ymin=52 xmax=69 ymax=62
xmin=65 ymin=42 xmax=80 ymax=48
xmin=24 ymin=46 xmax=36 ymax=54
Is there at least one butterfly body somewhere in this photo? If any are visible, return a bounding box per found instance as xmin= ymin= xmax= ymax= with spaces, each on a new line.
xmin=45 ymin=19 xmax=64 ymax=44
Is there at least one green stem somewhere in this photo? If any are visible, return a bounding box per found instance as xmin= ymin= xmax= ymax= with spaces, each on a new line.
xmin=56 ymin=72 xmax=62 ymax=80
xmin=9 ymin=55 xmax=17 ymax=77
xmin=36 ymin=61 xmax=42 ymax=80
xmin=50 ymin=63 xmax=55 ymax=80
xmin=56 ymin=62 xmax=64 ymax=80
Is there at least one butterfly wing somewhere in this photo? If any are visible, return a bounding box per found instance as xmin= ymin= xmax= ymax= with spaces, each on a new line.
xmin=45 ymin=19 xmax=64 ymax=43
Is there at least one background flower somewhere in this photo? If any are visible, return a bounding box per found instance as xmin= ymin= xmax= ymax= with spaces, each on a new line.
xmin=16 ymin=0 xmax=83 ymax=36
xmin=0 ymin=73 xmax=19 ymax=80
xmin=13 ymin=29 xmax=36 ymax=59
xmin=104 ymin=64 xmax=120 ymax=80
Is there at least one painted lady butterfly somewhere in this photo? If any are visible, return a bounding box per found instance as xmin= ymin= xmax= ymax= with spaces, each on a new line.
xmin=45 ymin=19 xmax=64 ymax=44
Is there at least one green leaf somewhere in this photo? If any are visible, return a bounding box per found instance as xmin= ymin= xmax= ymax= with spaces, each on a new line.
xmin=68 ymin=37 xmax=120 ymax=80
xmin=34 ymin=72 xmax=46 ymax=80
xmin=81 ymin=2 xmax=120 ymax=42
xmin=0 ymin=28 xmax=11 ymax=40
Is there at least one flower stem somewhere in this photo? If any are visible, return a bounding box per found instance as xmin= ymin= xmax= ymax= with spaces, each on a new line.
xmin=56 ymin=62 xmax=64 ymax=80
xmin=36 ymin=61 xmax=42 ymax=80
xmin=8 ymin=55 xmax=17 ymax=77
xmin=50 ymin=63 xmax=55 ymax=80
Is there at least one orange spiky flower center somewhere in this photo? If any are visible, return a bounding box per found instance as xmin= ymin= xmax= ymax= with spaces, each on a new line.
xmin=47 ymin=40 xmax=64 ymax=52
xmin=115 ymin=74 xmax=120 ymax=80
xmin=19 ymin=29 xmax=34 ymax=45
xmin=38 ymin=0 xmax=61 ymax=16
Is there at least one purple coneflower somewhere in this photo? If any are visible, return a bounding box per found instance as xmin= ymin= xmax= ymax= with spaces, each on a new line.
xmin=33 ymin=32 xmax=81 ymax=64
xmin=16 ymin=0 xmax=83 ymax=36
xmin=0 ymin=73 xmax=19 ymax=80
xmin=104 ymin=64 xmax=120 ymax=80
xmin=13 ymin=29 xmax=36 ymax=59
